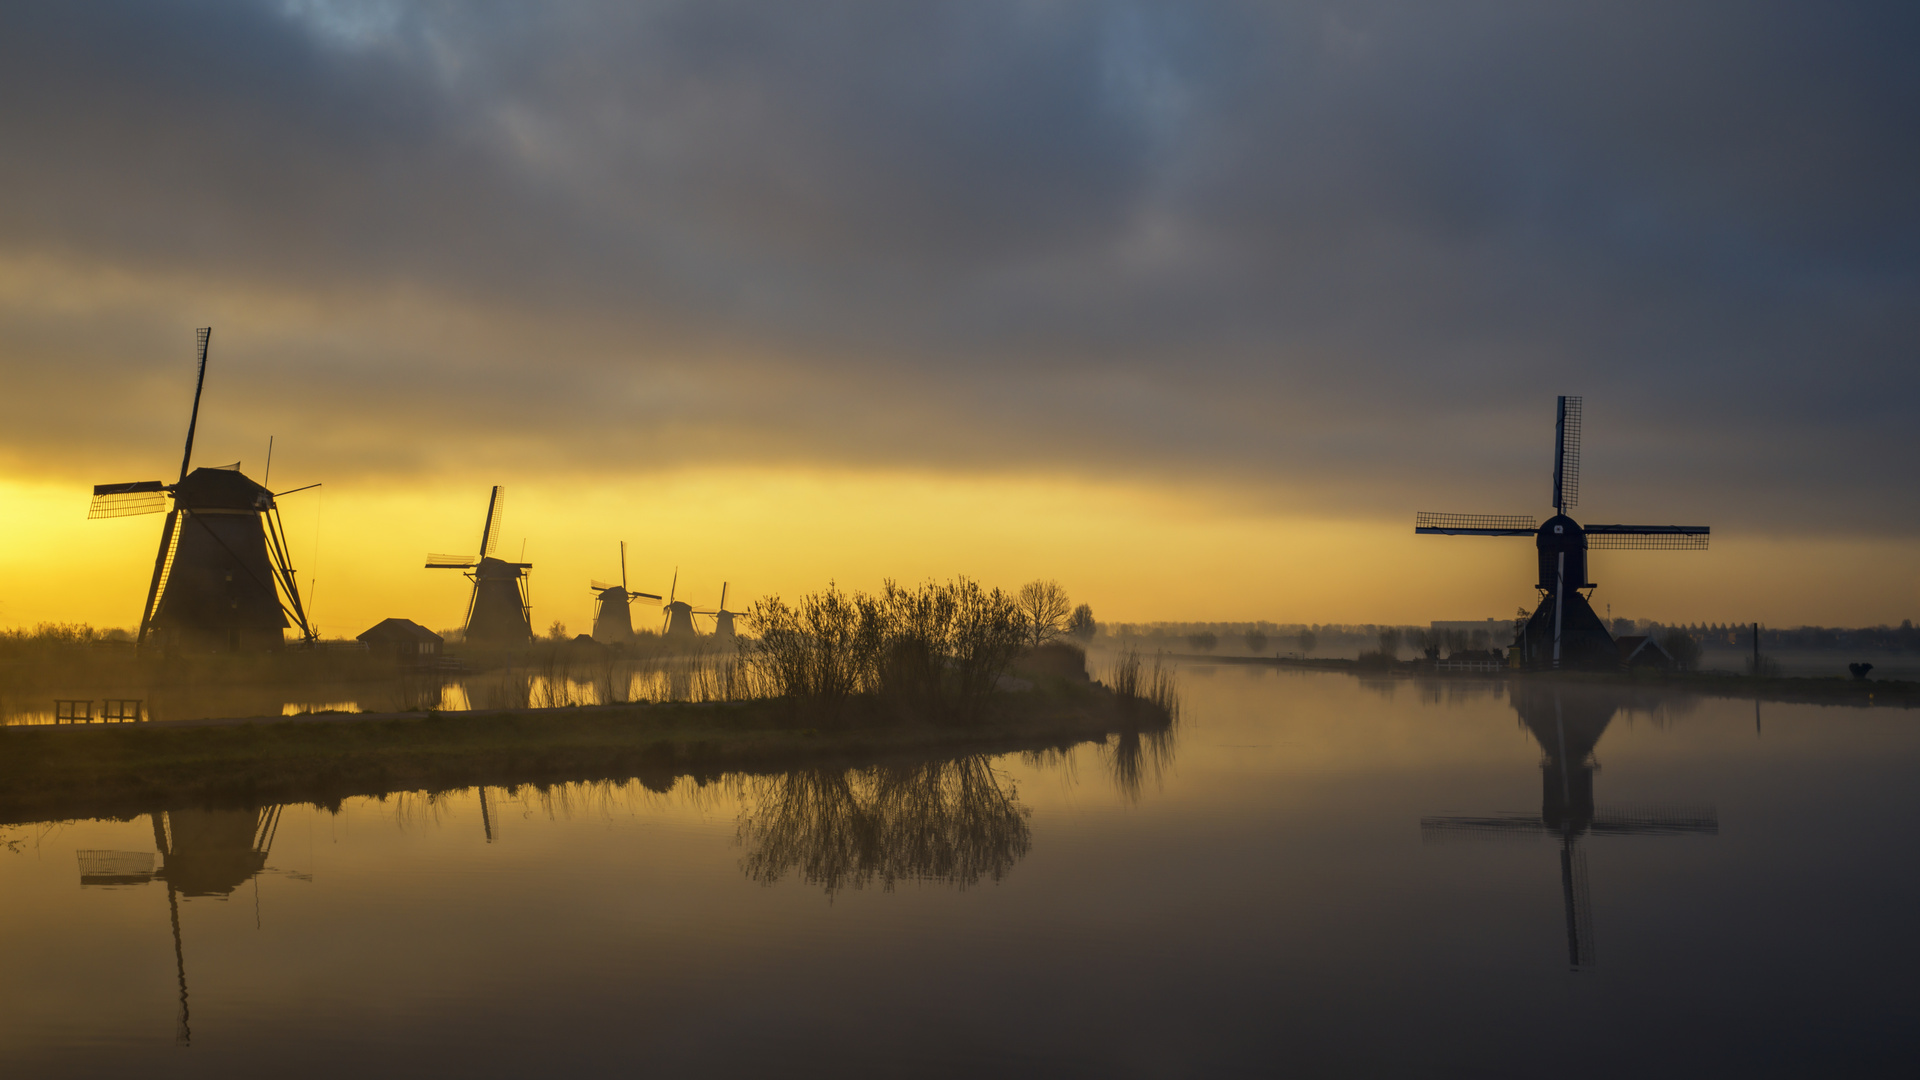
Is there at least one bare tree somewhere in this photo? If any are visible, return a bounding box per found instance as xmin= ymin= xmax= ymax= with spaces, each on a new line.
xmin=1016 ymin=580 xmax=1072 ymax=648
xmin=1297 ymin=628 xmax=1317 ymax=656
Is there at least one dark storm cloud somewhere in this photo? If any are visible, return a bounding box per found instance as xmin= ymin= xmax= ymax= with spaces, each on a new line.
xmin=1 ymin=1 xmax=1915 ymax=531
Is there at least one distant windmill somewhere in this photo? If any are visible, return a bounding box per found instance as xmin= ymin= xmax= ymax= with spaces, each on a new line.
xmin=590 ymin=541 xmax=662 ymax=643
xmin=88 ymin=328 xmax=318 ymax=651
xmin=1420 ymin=685 xmax=1717 ymax=971
xmin=1414 ymin=396 xmax=1709 ymax=669
xmin=659 ymin=569 xmax=715 ymax=639
xmin=710 ymin=582 xmax=741 ymax=639
xmin=426 ymin=486 xmax=533 ymax=646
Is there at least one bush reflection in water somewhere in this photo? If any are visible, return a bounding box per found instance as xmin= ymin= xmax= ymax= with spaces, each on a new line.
xmin=736 ymin=756 xmax=1032 ymax=895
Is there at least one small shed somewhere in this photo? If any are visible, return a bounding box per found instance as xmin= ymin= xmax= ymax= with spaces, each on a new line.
xmin=1616 ymin=635 xmax=1673 ymax=671
xmin=357 ymin=619 xmax=444 ymax=661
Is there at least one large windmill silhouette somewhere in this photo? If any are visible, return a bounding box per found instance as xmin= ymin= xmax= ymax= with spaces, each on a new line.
xmin=426 ymin=486 xmax=533 ymax=645
xmin=88 ymin=328 xmax=318 ymax=651
xmin=590 ymin=541 xmax=662 ymax=643
xmin=1420 ymin=684 xmax=1717 ymax=970
xmin=1415 ymin=396 xmax=1709 ymax=669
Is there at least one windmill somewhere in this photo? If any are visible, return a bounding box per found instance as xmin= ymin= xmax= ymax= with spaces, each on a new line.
xmin=426 ymin=486 xmax=533 ymax=646
xmin=1420 ymin=684 xmax=1717 ymax=971
xmin=590 ymin=540 xmax=662 ymax=643
xmin=1414 ymin=396 xmax=1709 ymax=669
xmin=659 ymin=569 xmax=715 ymax=639
xmin=88 ymin=328 xmax=318 ymax=651
xmin=709 ymin=582 xmax=741 ymax=639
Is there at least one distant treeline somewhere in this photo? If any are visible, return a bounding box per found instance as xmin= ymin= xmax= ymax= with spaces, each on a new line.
xmin=1097 ymin=618 xmax=1920 ymax=656
xmin=1643 ymin=620 xmax=1920 ymax=652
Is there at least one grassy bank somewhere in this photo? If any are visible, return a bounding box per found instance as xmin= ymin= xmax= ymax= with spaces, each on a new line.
xmin=0 ymin=679 xmax=1170 ymax=825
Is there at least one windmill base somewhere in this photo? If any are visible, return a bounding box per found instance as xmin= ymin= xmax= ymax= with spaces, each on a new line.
xmin=1518 ymin=590 xmax=1616 ymax=671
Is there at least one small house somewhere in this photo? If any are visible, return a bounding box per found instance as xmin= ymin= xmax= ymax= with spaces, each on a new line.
xmin=357 ymin=619 xmax=444 ymax=662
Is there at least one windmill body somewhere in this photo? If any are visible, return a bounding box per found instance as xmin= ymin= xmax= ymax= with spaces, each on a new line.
xmin=89 ymin=329 xmax=316 ymax=652
xmin=1414 ymin=396 xmax=1709 ymax=670
xmin=592 ymin=587 xmax=638 ymax=642
xmin=662 ymin=600 xmax=701 ymax=638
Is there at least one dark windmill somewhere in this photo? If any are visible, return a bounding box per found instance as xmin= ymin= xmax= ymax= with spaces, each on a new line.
xmin=426 ymin=486 xmax=533 ymax=646
xmin=709 ymin=582 xmax=741 ymax=639
xmin=1415 ymin=396 xmax=1709 ymax=669
xmin=1420 ymin=684 xmax=1717 ymax=971
xmin=590 ymin=541 xmax=663 ymax=643
xmin=659 ymin=569 xmax=714 ymax=639
xmin=88 ymin=328 xmax=318 ymax=651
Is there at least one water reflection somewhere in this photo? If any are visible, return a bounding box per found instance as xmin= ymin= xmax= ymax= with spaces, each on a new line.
xmin=1107 ymin=726 xmax=1177 ymax=804
xmin=1422 ymin=683 xmax=1718 ymax=971
xmin=736 ymin=757 xmax=1032 ymax=895
xmin=75 ymin=806 xmax=285 ymax=1045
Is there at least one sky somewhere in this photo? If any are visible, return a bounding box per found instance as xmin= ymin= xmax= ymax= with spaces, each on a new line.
xmin=1 ymin=1 xmax=1916 ymax=635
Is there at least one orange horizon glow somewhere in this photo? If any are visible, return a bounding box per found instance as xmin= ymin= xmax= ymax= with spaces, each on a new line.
xmin=2 ymin=470 xmax=1912 ymax=638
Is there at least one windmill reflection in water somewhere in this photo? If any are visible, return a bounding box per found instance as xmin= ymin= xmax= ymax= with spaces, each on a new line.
xmin=75 ymin=807 xmax=287 ymax=1044
xmin=1420 ymin=684 xmax=1718 ymax=971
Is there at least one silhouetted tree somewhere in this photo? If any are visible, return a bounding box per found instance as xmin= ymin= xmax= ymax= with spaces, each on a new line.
xmin=1016 ymin=579 xmax=1072 ymax=648
xmin=1187 ymin=631 xmax=1218 ymax=652
xmin=1244 ymin=629 xmax=1269 ymax=653
xmin=547 ymin=619 xmax=568 ymax=641
xmin=1067 ymin=603 xmax=1096 ymax=642
xmin=1297 ymin=628 xmax=1317 ymax=656
xmin=1377 ymin=628 xmax=1402 ymax=659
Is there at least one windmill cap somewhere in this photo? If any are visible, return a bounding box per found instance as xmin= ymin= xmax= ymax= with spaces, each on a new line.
xmin=173 ymin=466 xmax=273 ymax=511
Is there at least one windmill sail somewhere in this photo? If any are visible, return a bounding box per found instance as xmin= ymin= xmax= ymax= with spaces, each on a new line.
xmin=90 ymin=481 xmax=167 ymax=518
xmin=1414 ymin=512 xmax=1535 ymax=536
xmin=1552 ymin=394 xmax=1582 ymax=512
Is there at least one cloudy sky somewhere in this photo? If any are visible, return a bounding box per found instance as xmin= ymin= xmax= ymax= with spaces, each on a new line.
xmin=1 ymin=1 xmax=1915 ymax=633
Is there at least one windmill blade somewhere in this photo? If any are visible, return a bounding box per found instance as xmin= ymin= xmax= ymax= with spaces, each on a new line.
xmin=668 ymin=567 xmax=678 ymax=605
xmin=177 ymin=327 xmax=212 ymax=485
xmin=718 ymin=581 xmax=728 ymax=612
xmin=690 ymin=608 xmax=718 ymax=617
xmin=1586 ymin=804 xmax=1718 ymax=835
xmin=1414 ymin=511 xmax=1536 ymax=536
xmin=1552 ymin=395 xmax=1583 ymax=512
xmin=1419 ymin=813 xmax=1548 ymax=842
xmin=590 ymin=579 xmax=617 ymax=592
xmin=630 ymin=592 xmax=663 ymax=605
xmin=1585 ymin=524 xmax=1710 ymax=550
xmin=477 ymin=486 xmax=505 ymax=558
xmin=89 ymin=481 xmax=168 ymax=519
xmin=426 ymin=554 xmax=479 ymax=569
xmin=620 ymin=540 xmax=628 ymax=592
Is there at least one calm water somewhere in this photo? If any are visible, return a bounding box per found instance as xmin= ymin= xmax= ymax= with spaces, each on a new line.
xmin=3 ymin=668 xmax=1917 ymax=1077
